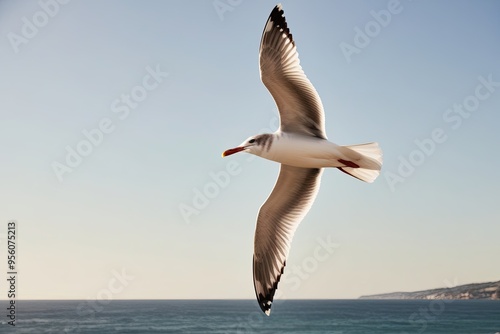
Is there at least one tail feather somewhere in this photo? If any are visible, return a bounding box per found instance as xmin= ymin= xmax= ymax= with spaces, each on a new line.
xmin=338 ymin=166 xmax=380 ymax=183
xmin=338 ymin=142 xmax=382 ymax=183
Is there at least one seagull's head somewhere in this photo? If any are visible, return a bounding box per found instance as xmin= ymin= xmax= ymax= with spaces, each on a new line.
xmin=222 ymin=134 xmax=271 ymax=157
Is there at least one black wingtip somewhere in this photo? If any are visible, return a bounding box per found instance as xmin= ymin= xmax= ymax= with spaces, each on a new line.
xmin=268 ymin=4 xmax=290 ymax=35
xmin=257 ymin=293 xmax=273 ymax=316
xmin=271 ymin=3 xmax=284 ymax=18
xmin=261 ymin=3 xmax=294 ymax=44
xmin=253 ymin=259 xmax=287 ymax=316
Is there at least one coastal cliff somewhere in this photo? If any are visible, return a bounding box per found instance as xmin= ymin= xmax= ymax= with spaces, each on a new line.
xmin=359 ymin=280 xmax=500 ymax=300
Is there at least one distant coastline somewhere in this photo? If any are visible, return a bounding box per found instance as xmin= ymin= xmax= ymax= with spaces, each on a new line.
xmin=359 ymin=280 xmax=500 ymax=300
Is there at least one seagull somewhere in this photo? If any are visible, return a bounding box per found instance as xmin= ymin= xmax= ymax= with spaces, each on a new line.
xmin=222 ymin=4 xmax=382 ymax=315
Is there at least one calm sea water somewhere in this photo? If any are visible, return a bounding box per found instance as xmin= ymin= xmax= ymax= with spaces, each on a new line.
xmin=0 ymin=300 xmax=499 ymax=333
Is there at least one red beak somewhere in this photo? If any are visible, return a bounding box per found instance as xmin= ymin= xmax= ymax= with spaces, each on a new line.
xmin=222 ymin=146 xmax=245 ymax=157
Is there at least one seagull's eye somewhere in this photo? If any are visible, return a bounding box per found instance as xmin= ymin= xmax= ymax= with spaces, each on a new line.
xmin=248 ymin=139 xmax=256 ymax=144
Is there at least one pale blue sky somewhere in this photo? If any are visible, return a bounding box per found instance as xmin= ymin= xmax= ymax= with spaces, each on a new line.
xmin=0 ymin=0 xmax=499 ymax=300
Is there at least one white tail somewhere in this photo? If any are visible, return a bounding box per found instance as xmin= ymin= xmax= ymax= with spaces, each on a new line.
xmin=337 ymin=142 xmax=383 ymax=183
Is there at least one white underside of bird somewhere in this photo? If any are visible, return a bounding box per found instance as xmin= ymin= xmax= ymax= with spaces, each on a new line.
xmin=222 ymin=3 xmax=383 ymax=315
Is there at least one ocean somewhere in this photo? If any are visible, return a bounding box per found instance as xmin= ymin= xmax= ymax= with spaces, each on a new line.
xmin=1 ymin=300 xmax=499 ymax=333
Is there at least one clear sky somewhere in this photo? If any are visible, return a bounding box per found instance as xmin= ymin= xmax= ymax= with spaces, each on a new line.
xmin=0 ymin=0 xmax=499 ymax=300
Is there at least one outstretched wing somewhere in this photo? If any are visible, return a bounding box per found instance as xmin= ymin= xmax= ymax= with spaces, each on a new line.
xmin=259 ymin=4 xmax=326 ymax=139
xmin=253 ymin=164 xmax=322 ymax=315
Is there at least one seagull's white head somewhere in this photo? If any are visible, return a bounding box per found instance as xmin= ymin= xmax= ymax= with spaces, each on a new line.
xmin=222 ymin=134 xmax=273 ymax=157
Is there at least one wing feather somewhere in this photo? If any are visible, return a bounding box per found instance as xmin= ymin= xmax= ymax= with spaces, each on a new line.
xmin=253 ymin=165 xmax=322 ymax=315
xmin=259 ymin=4 xmax=326 ymax=139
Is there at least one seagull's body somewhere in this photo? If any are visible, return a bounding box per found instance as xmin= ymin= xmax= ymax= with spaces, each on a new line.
xmin=233 ymin=132 xmax=380 ymax=172
xmin=222 ymin=4 xmax=383 ymax=315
